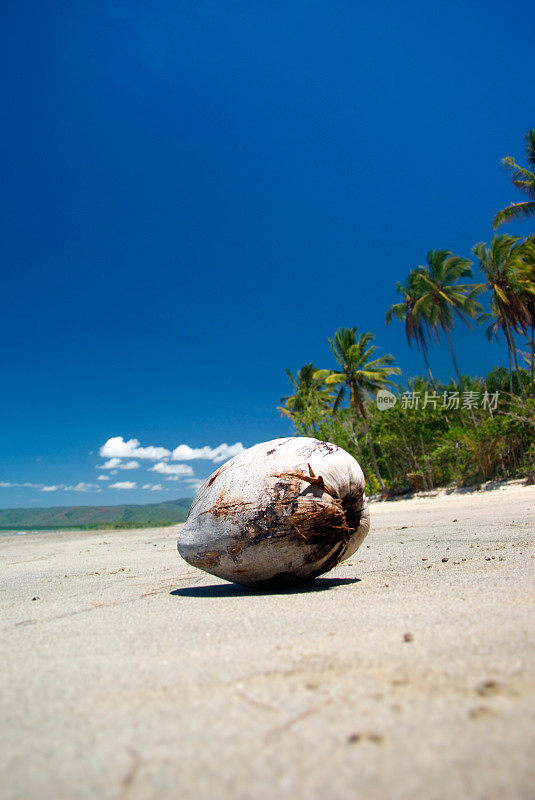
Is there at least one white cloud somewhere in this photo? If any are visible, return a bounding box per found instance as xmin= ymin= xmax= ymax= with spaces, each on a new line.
xmin=149 ymin=462 xmax=194 ymax=476
xmin=2 ymin=480 xmax=96 ymax=493
xmin=99 ymin=437 xmax=245 ymax=465
xmin=97 ymin=458 xmax=122 ymax=469
xmin=171 ymin=442 xmax=244 ymax=463
xmin=150 ymin=484 xmax=163 ymax=491
xmin=97 ymin=458 xmax=140 ymax=471
xmin=97 ymin=475 xmax=110 ymax=481
xmin=109 ymin=481 xmax=137 ymax=490
xmin=99 ymin=437 xmax=171 ymax=461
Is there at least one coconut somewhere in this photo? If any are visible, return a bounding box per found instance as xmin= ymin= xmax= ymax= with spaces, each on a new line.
xmin=177 ymin=437 xmax=370 ymax=587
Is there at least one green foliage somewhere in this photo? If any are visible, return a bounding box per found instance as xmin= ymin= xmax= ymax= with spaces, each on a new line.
xmin=385 ymin=270 xmax=436 ymax=383
xmin=485 ymin=366 xmax=530 ymax=395
xmin=326 ymin=327 xmax=400 ymax=403
xmin=278 ymin=363 xmax=335 ymax=419
xmin=281 ymin=368 xmax=535 ymax=494
xmin=325 ymin=326 xmax=400 ymax=491
xmin=493 ymin=129 xmax=535 ymax=228
xmin=412 ymin=250 xmax=483 ymax=334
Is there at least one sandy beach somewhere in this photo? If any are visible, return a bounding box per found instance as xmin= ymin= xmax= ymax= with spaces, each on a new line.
xmin=1 ymin=483 xmax=534 ymax=800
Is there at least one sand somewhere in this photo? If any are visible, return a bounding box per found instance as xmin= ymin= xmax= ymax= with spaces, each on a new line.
xmin=1 ymin=482 xmax=534 ymax=800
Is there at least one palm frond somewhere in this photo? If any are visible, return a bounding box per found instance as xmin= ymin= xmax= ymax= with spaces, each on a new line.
xmin=500 ymin=158 xmax=535 ymax=191
xmin=385 ymin=303 xmax=406 ymax=325
xmin=325 ymin=372 xmax=345 ymax=386
xmin=493 ymin=201 xmax=535 ymax=229
xmin=494 ymin=131 xmax=535 ymax=228
xmin=325 ymin=327 xmax=400 ymax=412
xmin=525 ymin=129 xmax=535 ymax=172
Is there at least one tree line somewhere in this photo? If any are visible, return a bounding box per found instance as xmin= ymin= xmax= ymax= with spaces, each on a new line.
xmin=279 ymin=129 xmax=535 ymax=495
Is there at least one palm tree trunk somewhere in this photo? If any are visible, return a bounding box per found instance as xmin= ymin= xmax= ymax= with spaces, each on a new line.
xmin=445 ymin=328 xmax=477 ymax=427
xmin=419 ymin=433 xmax=433 ymax=489
xmin=421 ymin=343 xmax=436 ymax=387
xmin=507 ymin=344 xmax=513 ymax=393
xmin=352 ymin=386 xmax=386 ymax=493
xmin=504 ymin=318 xmax=527 ymax=400
xmin=417 ymin=332 xmax=436 ymax=387
xmin=362 ymin=415 xmax=386 ymax=494
xmin=345 ymin=423 xmax=371 ymax=487
xmin=445 ymin=328 xmax=463 ymax=390
xmin=531 ymin=324 xmax=534 ymax=398
xmin=501 ymin=321 xmax=514 ymax=392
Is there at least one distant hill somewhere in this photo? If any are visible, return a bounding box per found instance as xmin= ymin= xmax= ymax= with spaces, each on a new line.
xmin=0 ymin=497 xmax=192 ymax=530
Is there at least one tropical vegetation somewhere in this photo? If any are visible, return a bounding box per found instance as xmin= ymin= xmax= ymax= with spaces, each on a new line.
xmin=279 ymin=129 xmax=535 ymax=495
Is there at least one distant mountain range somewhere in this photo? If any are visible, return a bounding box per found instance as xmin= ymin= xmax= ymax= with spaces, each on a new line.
xmin=0 ymin=498 xmax=193 ymax=530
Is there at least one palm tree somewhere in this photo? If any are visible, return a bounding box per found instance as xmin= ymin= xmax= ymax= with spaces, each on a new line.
xmin=478 ymin=307 xmax=515 ymax=393
xmin=325 ymin=327 xmax=401 ymax=492
xmin=493 ymin=129 xmax=535 ymax=228
xmin=412 ymin=250 xmax=484 ymax=390
xmin=385 ymin=269 xmax=435 ymax=385
xmin=473 ymin=235 xmax=529 ymax=400
xmin=278 ymin=363 xmax=334 ymax=419
xmin=517 ymin=235 xmax=535 ymax=396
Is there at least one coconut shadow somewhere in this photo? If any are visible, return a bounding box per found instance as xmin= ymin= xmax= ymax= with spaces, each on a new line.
xmin=170 ymin=576 xmax=361 ymax=598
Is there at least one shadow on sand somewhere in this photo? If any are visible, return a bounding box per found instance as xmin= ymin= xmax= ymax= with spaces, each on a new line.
xmin=170 ymin=576 xmax=361 ymax=598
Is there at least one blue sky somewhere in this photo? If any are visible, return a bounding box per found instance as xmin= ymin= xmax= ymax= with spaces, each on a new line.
xmin=1 ymin=0 xmax=534 ymax=508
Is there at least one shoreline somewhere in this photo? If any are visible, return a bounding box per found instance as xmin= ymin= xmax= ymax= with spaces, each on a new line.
xmin=369 ymin=476 xmax=533 ymax=505
xmin=1 ymin=478 xmax=532 ymax=537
